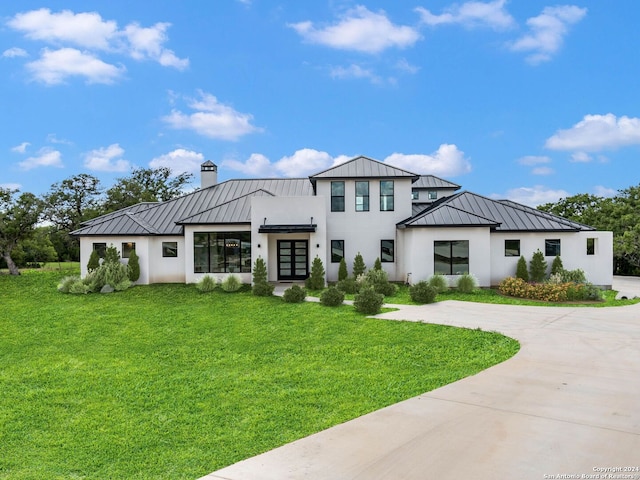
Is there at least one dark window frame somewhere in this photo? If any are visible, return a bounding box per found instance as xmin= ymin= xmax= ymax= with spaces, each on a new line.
xmin=92 ymin=242 xmax=107 ymax=259
xmin=381 ymin=239 xmax=394 ymax=263
xmin=355 ymin=181 xmax=370 ymax=212
xmin=380 ymin=180 xmax=394 ymax=211
xmin=434 ymin=240 xmax=470 ymax=275
xmin=428 ymin=190 xmax=438 ymax=200
xmin=121 ymin=242 xmax=136 ymax=259
xmin=331 ymin=181 xmax=345 ymax=212
xmin=193 ymin=232 xmax=251 ymax=274
xmin=545 ymin=239 xmax=561 ymax=257
xmin=586 ymin=238 xmax=595 ymax=255
xmin=411 ymin=189 xmax=419 ymax=200
xmin=162 ymin=241 xmax=178 ymax=258
xmin=331 ymin=240 xmax=345 ymax=263
xmin=505 ymin=239 xmax=520 ymax=257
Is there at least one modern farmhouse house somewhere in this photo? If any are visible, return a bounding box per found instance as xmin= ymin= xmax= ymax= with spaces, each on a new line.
xmin=72 ymin=156 xmax=613 ymax=288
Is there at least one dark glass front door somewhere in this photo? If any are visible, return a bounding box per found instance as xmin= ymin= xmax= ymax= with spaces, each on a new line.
xmin=277 ymin=240 xmax=308 ymax=280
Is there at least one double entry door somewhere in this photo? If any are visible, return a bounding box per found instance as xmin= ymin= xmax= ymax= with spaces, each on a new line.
xmin=277 ymin=240 xmax=308 ymax=281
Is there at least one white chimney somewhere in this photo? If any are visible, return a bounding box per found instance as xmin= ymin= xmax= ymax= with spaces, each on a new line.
xmin=201 ymin=160 xmax=218 ymax=188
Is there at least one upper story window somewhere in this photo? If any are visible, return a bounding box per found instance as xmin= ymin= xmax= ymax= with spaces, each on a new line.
xmin=380 ymin=180 xmax=394 ymax=211
xmin=411 ymin=189 xmax=419 ymax=200
xmin=428 ymin=191 xmax=438 ymax=200
xmin=355 ymin=181 xmax=369 ymax=211
xmin=545 ymin=239 xmax=561 ymax=256
xmin=331 ymin=181 xmax=345 ymax=212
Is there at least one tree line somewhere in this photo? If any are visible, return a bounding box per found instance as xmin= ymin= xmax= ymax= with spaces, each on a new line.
xmin=1 ymin=167 xmax=192 ymax=275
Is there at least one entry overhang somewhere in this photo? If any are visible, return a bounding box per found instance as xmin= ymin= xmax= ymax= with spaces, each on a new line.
xmin=258 ymin=224 xmax=317 ymax=234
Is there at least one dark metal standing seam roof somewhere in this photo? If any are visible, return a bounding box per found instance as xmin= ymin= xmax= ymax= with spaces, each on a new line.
xmin=412 ymin=175 xmax=461 ymax=190
xmin=309 ymin=155 xmax=419 ymax=181
xmin=400 ymin=203 xmax=500 ymax=228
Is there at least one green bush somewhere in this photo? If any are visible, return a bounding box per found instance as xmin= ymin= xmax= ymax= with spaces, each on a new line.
xmin=305 ymin=256 xmax=325 ymax=290
xmin=373 ymin=257 xmax=382 ymax=271
xmin=104 ymin=244 xmax=120 ymax=264
xmin=499 ymin=276 xmax=603 ymax=302
xmin=57 ymin=276 xmax=79 ymax=293
xmin=113 ymin=278 xmax=132 ymax=292
xmin=87 ymin=250 xmax=100 ymax=273
xmin=516 ymin=256 xmax=529 ymax=282
xmin=456 ymin=273 xmax=477 ymax=293
xmin=69 ymin=279 xmax=90 ymax=294
xmin=561 ymin=268 xmax=587 ymax=284
xmin=362 ymin=268 xmax=397 ymax=296
xmin=221 ymin=274 xmax=242 ymax=292
xmin=581 ymin=283 xmax=604 ymax=301
xmin=252 ymin=257 xmax=274 ymax=296
xmin=338 ymin=257 xmax=348 ymax=281
xmin=282 ymin=285 xmax=306 ymax=303
xmin=353 ymin=286 xmax=384 ymax=314
xmin=196 ymin=274 xmax=218 ymax=293
xmin=529 ymin=250 xmax=547 ymax=283
xmin=252 ymin=281 xmax=274 ymax=297
xmin=427 ymin=273 xmax=448 ymax=293
xmin=550 ymin=256 xmax=563 ymax=276
xmin=337 ymin=276 xmax=359 ymax=294
xmin=409 ymin=281 xmax=437 ymax=304
xmin=103 ymin=260 xmax=129 ymax=288
xmin=127 ymin=249 xmax=140 ymax=282
xmin=320 ymin=286 xmax=345 ymax=306
xmin=352 ymin=252 xmax=366 ymax=278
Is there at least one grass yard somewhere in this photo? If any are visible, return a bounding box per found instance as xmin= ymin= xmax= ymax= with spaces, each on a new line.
xmin=0 ymin=267 xmax=518 ymax=479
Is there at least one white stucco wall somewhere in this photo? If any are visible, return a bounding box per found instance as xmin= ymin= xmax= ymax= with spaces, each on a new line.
xmin=400 ymin=227 xmax=492 ymax=286
xmin=315 ymin=178 xmax=414 ymax=282
xmin=251 ymin=196 xmax=327 ymax=283
xmin=490 ymin=231 xmax=613 ymax=287
xmin=79 ymin=236 xmax=153 ymax=284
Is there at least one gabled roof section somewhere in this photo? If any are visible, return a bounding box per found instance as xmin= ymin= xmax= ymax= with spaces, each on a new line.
xmin=412 ymin=175 xmax=461 ymax=190
xmin=79 ymin=202 xmax=159 ymax=227
xmin=309 ymin=155 xmax=419 ymax=182
xmin=399 ymin=191 xmax=596 ymax=231
xmin=177 ymin=189 xmax=274 ymax=225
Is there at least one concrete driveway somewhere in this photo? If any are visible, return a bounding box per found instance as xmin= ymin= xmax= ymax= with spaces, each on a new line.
xmin=202 ymin=278 xmax=640 ymax=480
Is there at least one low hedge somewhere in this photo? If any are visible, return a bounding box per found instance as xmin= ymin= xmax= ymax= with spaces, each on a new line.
xmin=498 ymin=276 xmax=603 ymax=302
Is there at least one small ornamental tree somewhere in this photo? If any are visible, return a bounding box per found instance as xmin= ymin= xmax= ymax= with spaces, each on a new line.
xmin=373 ymin=257 xmax=382 ymax=271
xmin=127 ymin=249 xmax=140 ymax=282
xmin=305 ymin=256 xmax=325 ymax=290
xmin=252 ymin=257 xmax=273 ymax=296
xmin=87 ymin=249 xmax=100 ymax=273
xmin=516 ymin=255 xmax=529 ymax=282
xmin=551 ymin=256 xmax=564 ymax=276
xmin=353 ymin=252 xmax=366 ymax=278
xmin=529 ymin=249 xmax=547 ymax=283
xmin=338 ymin=257 xmax=348 ymax=281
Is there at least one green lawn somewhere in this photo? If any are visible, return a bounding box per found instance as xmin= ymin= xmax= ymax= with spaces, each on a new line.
xmin=0 ymin=268 xmax=518 ymax=479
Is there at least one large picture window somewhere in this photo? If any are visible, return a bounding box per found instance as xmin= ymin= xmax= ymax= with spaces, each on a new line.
xmin=545 ymin=239 xmax=561 ymax=256
xmin=381 ymin=239 xmax=394 ymax=263
xmin=331 ymin=240 xmax=344 ymax=263
xmin=355 ymin=181 xmax=369 ymax=211
xmin=331 ymin=181 xmax=345 ymax=212
xmin=505 ymin=239 xmax=520 ymax=257
xmin=434 ymin=240 xmax=469 ymax=275
xmin=380 ymin=180 xmax=394 ymax=211
xmin=194 ymin=232 xmax=251 ymax=273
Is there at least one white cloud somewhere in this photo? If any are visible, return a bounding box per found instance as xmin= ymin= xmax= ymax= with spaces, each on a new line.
xmin=149 ymin=149 xmax=204 ymax=175
xmin=3 ymin=47 xmax=28 ymax=58
xmin=395 ymin=58 xmax=419 ymax=74
xmin=383 ymin=144 xmax=472 ymax=177
xmin=26 ymin=47 xmax=124 ymax=85
xmin=593 ymin=185 xmax=616 ymax=198
xmin=163 ymin=91 xmax=261 ymax=141
xmin=18 ymin=147 xmax=63 ymax=170
xmin=416 ymin=0 xmax=516 ymax=30
xmin=289 ymin=6 xmax=421 ymax=54
xmin=274 ymin=149 xmax=334 ymax=177
xmin=11 ymin=142 xmax=30 ymax=153
xmin=123 ymin=22 xmax=188 ymax=69
xmin=517 ymin=155 xmax=551 ymax=166
xmin=546 ymin=113 xmax=640 ymax=152
xmin=84 ymin=143 xmax=130 ymax=172
xmin=509 ymin=5 xmax=587 ymax=64
xmin=531 ymin=166 xmax=554 ymax=175
xmin=495 ymin=185 xmax=570 ymax=207
xmin=222 ymin=153 xmax=275 ymax=177
xmin=570 ymin=151 xmax=591 ymax=163
xmin=330 ymin=64 xmax=382 ymax=83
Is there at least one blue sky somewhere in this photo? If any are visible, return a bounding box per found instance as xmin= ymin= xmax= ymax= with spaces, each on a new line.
xmin=1 ymin=1 xmax=639 ymax=206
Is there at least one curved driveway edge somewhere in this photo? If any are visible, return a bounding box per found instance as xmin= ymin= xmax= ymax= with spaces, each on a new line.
xmin=202 ymin=281 xmax=640 ymax=480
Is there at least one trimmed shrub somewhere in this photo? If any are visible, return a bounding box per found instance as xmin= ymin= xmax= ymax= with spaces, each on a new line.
xmin=409 ymin=281 xmax=437 ymax=304
xmin=373 ymin=257 xmax=382 ymax=271
xmin=337 ymin=276 xmax=359 ymax=294
xmin=352 ymin=252 xmax=366 ymax=278
xmin=498 ymin=277 xmax=530 ymax=298
xmin=363 ymin=268 xmax=397 ymax=296
xmin=305 ymin=256 xmax=325 ymax=290
xmin=69 ymin=279 xmax=90 ymax=294
xmin=127 ymin=249 xmax=140 ymax=282
xmin=456 ymin=273 xmax=477 ymax=294
xmin=58 ymin=276 xmax=79 ymax=293
xmin=338 ymin=257 xmax=348 ymax=281
xmin=354 ymin=286 xmax=384 ymax=315
xmin=196 ymin=274 xmax=218 ymax=293
xmin=252 ymin=281 xmax=274 ymax=297
xmin=427 ymin=273 xmax=449 ymax=294
xmin=561 ymin=268 xmax=587 ymax=284
xmin=283 ymin=285 xmax=306 ymax=303
xmin=529 ymin=250 xmax=547 ymax=283
xmin=550 ymin=256 xmax=563 ymax=276
xmin=87 ymin=250 xmax=100 ymax=273
xmin=221 ymin=274 xmax=242 ymax=292
xmin=516 ymin=256 xmax=529 ymax=282
xmin=320 ymin=286 xmax=345 ymax=306
xmin=103 ymin=260 xmax=129 ymax=289
xmin=252 ymin=257 xmax=274 ymax=296
xmin=581 ymin=283 xmax=604 ymax=301
xmin=104 ymin=244 xmax=120 ymax=264
xmin=113 ymin=278 xmax=132 ymax=292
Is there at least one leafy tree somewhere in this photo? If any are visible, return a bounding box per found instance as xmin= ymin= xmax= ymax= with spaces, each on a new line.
xmin=0 ymin=188 xmax=44 ymax=275
xmin=12 ymin=227 xmax=57 ymax=267
xmin=43 ymin=174 xmax=103 ymax=261
xmin=352 ymin=252 xmax=366 ymax=278
xmin=103 ymin=167 xmax=192 ymax=213
xmin=529 ymin=250 xmax=547 ymax=283
xmin=127 ymin=249 xmax=140 ymax=282
xmin=516 ymin=256 xmax=529 ymax=282
xmin=538 ymin=193 xmax=605 ymax=227
xmin=305 ymin=256 xmax=325 ymax=290
xmin=338 ymin=257 xmax=348 ymax=281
